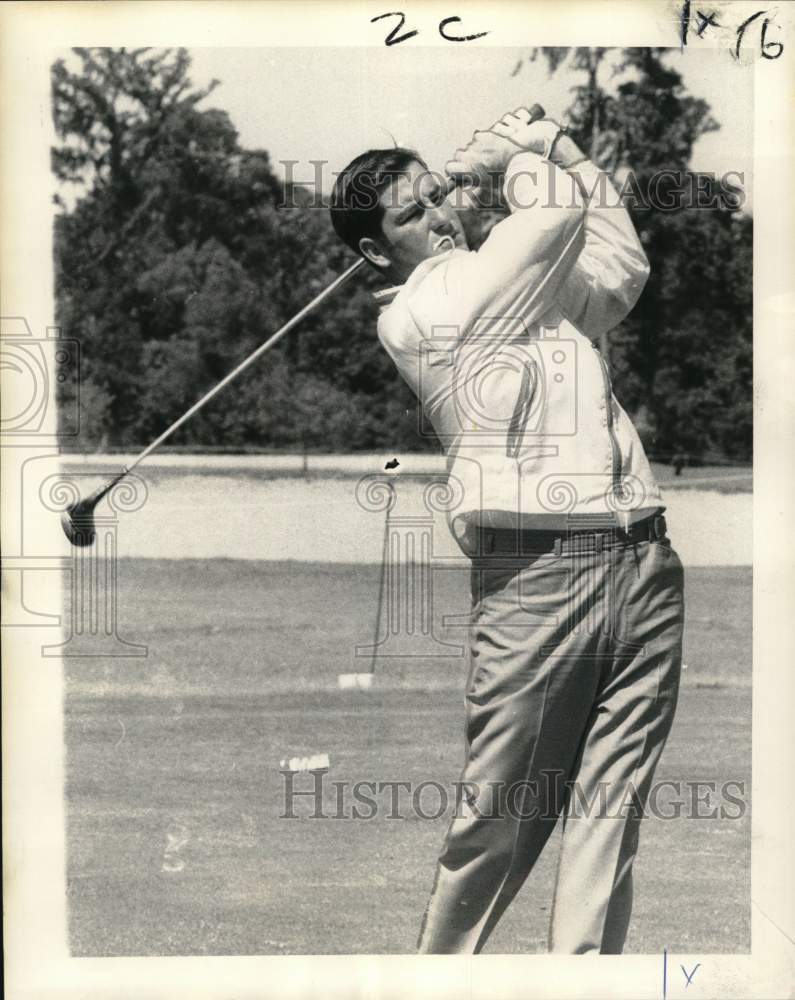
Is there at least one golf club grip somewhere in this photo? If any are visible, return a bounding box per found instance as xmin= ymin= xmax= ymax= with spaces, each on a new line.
xmin=444 ymin=103 xmax=546 ymax=195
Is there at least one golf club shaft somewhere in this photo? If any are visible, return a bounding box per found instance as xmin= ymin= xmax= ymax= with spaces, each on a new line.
xmin=119 ymin=257 xmax=366 ymax=478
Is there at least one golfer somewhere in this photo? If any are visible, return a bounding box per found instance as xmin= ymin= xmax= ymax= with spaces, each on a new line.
xmin=330 ymin=108 xmax=684 ymax=954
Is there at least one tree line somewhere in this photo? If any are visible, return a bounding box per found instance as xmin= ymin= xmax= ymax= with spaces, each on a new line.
xmin=53 ymin=47 xmax=752 ymax=463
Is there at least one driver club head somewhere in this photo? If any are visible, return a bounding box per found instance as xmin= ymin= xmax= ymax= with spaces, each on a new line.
xmin=61 ymin=496 xmax=99 ymax=548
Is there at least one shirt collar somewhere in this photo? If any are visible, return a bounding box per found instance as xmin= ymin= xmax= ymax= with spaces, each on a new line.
xmin=372 ymin=285 xmax=402 ymax=308
xmin=371 ymin=248 xmax=464 ymax=309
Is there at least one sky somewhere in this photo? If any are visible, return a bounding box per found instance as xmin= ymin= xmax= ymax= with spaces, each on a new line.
xmin=186 ymin=45 xmax=754 ymax=208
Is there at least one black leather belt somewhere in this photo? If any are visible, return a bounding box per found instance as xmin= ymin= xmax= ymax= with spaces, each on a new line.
xmin=476 ymin=513 xmax=668 ymax=557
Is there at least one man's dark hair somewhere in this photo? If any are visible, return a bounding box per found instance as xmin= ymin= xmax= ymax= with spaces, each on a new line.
xmin=330 ymin=147 xmax=426 ymax=256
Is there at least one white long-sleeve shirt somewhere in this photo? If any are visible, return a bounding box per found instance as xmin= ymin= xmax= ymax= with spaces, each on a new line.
xmin=374 ymin=152 xmax=662 ymax=550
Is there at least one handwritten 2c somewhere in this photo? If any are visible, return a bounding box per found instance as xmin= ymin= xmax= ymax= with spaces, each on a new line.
xmin=371 ymin=11 xmax=489 ymax=46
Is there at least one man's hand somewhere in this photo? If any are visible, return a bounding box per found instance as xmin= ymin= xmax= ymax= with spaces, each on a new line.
xmin=444 ymin=129 xmax=518 ymax=190
xmin=488 ymin=109 xmax=563 ymax=157
xmin=445 ymin=108 xmax=563 ymax=189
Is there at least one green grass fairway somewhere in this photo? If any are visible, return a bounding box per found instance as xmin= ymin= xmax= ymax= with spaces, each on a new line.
xmin=66 ymin=561 xmax=751 ymax=955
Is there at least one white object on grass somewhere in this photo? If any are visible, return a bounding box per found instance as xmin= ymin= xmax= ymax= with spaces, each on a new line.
xmin=338 ymin=673 xmax=374 ymax=690
xmin=279 ymin=753 xmax=330 ymax=773
xmin=162 ymin=823 xmax=189 ymax=873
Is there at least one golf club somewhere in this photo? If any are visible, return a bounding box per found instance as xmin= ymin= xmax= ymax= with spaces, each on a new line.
xmin=61 ymin=256 xmax=365 ymax=546
xmin=61 ymin=103 xmax=545 ymax=547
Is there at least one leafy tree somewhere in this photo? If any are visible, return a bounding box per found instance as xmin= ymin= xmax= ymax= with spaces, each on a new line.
xmin=52 ymin=47 xmax=430 ymax=452
xmin=52 ymin=48 xmax=217 ymax=189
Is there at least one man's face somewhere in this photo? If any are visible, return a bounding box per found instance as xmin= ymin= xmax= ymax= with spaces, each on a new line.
xmin=376 ymin=161 xmax=467 ymax=281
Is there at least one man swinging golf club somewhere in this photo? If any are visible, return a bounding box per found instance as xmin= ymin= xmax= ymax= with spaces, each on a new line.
xmin=330 ymin=107 xmax=685 ymax=953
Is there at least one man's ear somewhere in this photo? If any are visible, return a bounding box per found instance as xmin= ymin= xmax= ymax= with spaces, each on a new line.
xmin=359 ymin=236 xmax=391 ymax=271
